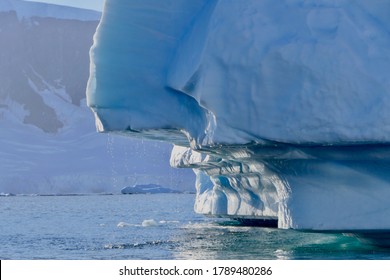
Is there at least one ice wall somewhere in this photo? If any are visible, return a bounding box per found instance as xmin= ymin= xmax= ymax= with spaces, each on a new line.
xmin=87 ymin=0 xmax=390 ymax=230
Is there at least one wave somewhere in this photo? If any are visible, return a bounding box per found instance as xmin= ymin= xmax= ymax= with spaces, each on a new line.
xmin=103 ymin=240 xmax=175 ymax=250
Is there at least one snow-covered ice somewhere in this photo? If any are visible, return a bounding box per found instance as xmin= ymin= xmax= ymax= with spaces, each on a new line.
xmin=87 ymin=0 xmax=390 ymax=230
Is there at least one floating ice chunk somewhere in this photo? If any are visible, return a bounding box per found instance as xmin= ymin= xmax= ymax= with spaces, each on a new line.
xmin=117 ymin=222 xmax=134 ymax=228
xmin=142 ymin=219 xmax=158 ymax=227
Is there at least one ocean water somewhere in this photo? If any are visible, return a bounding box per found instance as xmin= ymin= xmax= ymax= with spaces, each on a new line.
xmin=1 ymin=193 xmax=390 ymax=260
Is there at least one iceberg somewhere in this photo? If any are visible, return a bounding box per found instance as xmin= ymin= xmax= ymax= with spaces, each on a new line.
xmin=87 ymin=0 xmax=390 ymax=230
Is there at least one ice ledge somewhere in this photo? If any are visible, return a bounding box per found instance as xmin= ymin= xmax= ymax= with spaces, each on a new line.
xmin=171 ymin=143 xmax=390 ymax=230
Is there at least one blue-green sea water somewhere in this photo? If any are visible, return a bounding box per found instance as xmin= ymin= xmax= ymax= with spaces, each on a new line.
xmin=1 ymin=193 xmax=390 ymax=260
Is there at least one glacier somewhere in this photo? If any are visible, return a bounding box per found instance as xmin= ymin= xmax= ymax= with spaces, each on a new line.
xmin=87 ymin=0 xmax=390 ymax=230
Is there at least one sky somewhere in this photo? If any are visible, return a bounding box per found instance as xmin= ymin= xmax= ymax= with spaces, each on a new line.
xmin=25 ymin=0 xmax=104 ymax=11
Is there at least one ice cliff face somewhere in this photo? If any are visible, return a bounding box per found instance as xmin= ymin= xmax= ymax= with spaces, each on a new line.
xmin=88 ymin=0 xmax=390 ymax=230
xmin=0 ymin=0 xmax=194 ymax=194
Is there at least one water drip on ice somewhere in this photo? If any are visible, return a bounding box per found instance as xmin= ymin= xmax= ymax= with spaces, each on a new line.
xmin=106 ymin=133 xmax=118 ymax=189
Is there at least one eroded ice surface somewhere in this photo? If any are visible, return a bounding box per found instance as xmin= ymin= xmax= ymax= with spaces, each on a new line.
xmin=87 ymin=0 xmax=390 ymax=230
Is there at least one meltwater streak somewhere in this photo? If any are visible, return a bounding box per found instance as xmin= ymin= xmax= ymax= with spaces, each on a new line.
xmin=1 ymin=193 xmax=390 ymax=260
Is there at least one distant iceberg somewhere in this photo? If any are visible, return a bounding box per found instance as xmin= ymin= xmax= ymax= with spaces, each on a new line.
xmin=87 ymin=0 xmax=390 ymax=231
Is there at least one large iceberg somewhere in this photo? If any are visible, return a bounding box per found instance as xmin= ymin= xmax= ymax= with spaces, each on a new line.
xmin=87 ymin=0 xmax=390 ymax=230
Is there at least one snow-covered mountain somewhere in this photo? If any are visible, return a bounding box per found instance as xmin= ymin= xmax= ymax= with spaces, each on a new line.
xmin=0 ymin=0 xmax=101 ymax=20
xmin=0 ymin=0 xmax=195 ymax=194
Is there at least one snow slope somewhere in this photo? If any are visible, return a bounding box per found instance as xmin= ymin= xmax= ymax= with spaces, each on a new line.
xmin=87 ymin=0 xmax=390 ymax=230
